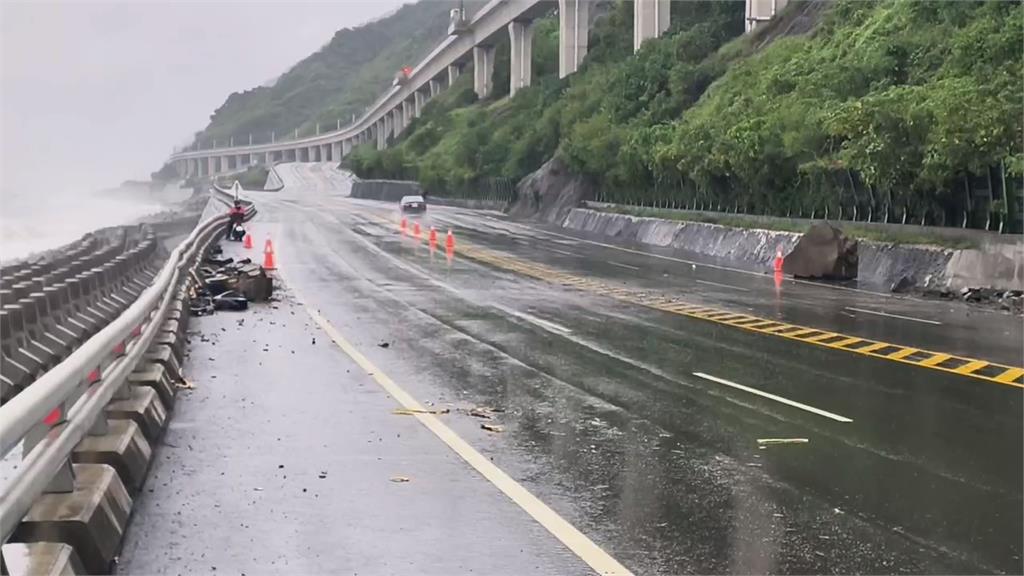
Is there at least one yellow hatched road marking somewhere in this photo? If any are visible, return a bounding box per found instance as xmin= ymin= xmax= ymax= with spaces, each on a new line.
xmin=743 ymin=321 xmax=781 ymax=330
xmin=829 ymin=337 xmax=864 ymax=348
xmin=805 ymin=332 xmax=840 ymax=343
xmin=888 ymin=348 xmax=919 ymax=360
xmin=995 ymin=368 xmax=1024 ymax=383
xmin=920 ymin=353 xmax=952 ymax=367
xmin=953 ymin=360 xmax=989 ymax=375
xmin=857 ymin=342 xmax=890 ymax=353
xmin=782 ymin=328 xmax=820 ymax=338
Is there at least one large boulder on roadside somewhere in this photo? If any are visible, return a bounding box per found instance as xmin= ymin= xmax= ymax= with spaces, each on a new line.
xmin=782 ymin=222 xmax=858 ymax=280
xmin=507 ymin=156 xmax=594 ymax=223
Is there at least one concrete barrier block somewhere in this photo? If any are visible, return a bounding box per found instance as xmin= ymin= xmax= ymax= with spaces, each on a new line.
xmin=72 ymin=420 xmax=152 ymax=496
xmin=143 ymin=344 xmax=182 ymax=384
xmin=160 ymin=318 xmax=181 ymax=339
xmin=129 ymin=363 xmax=176 ymax=409
xmin=104 ymin=385 xmax=167 ymax=443
xmin=9 ymin=464 xmax=131 ymax=575
xmin=0 ymin=542 xmax=85 ymax=575
xmin=151 ymin=331 xmax=182 ymax=362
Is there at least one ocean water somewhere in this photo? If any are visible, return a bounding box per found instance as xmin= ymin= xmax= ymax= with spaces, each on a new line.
xmin=0 ymin=186 xmax=176 ymax=262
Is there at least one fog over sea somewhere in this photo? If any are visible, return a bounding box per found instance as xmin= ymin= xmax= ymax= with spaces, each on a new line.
xmin=0 ymin=184 xmax=175 ymax=262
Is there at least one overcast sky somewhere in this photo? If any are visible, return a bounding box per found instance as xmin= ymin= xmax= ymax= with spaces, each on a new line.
xmin=1 ymin=0 xmax=408 ymax=198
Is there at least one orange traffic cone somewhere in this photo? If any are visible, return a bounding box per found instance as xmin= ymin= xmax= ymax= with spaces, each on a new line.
xmin=413 ymin=222 xmax=421 ymax=240
xmin=400 ymin=217 xmax=407 ymax=235
xmin=243 ymin=233 xmax=253 ymax=250
xmin=773 ymin=246 xmax=783 ymax=273
xmin=428 ymin=227 xmax=438 ymax=250
xmin=445 ymin=229 xmax=455 ymax=251
xmin=263 ymin=237 xmax=277 ymax=270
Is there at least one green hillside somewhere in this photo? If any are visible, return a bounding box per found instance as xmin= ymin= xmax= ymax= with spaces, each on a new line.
xmin=349 ymin=0 xmax=1023 ymax=232
xmin=195 ymin=1 xmax=483 ymax=147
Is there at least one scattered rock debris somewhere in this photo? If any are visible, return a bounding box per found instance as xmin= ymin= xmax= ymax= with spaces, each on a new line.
xmin=389 ymin=476 xmax=411 ymax=483
xmin=377 ymin=341 xmax=391 ymax=348
xmin=481 ymin=424 xmax=504 ymax=433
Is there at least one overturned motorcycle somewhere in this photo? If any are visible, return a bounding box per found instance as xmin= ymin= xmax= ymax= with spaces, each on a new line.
xmin=227 ymin=222 xmax=246 ymax=242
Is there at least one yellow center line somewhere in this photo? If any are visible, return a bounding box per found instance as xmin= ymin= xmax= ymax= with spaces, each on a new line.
xmin=300 ymin=305 xmax=632 ymax=576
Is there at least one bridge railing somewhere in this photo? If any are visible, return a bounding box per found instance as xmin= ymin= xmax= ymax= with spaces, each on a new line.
xmin=0 ymin=192 xmax=254 ymax=545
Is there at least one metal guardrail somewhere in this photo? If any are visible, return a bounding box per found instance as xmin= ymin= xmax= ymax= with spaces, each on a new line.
xmin=0 ymin=192 xmax=255 ymax=544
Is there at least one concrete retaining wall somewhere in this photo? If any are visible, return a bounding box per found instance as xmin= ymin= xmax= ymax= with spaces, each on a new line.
xmin=562 ymin=208 xmax=800 ymax=267
xmin=350 ymin=179 xmax=422 ymax=202
xmin=561 ymin=208 xmax=1024 ymax=290
xmin=429 ymin=196 xmax=508 ymax=211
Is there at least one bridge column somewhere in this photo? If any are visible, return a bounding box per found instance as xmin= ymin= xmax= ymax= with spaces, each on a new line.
xmin=634 ymin=0 xmax=670 ymax=51
xmin=558 ymin=0 xmax=590 ymax=78
xmin=391 ymin=108 xmax=403 ymax=137
xmin=509 ymin=20 xmax=535 ymax=97
xmin=377 ymin=118 xmax=387 ymax=150
xmin=332 ymin=141 xmax=341 ymax=161
xmin=746 ymin=0 xmax=787 ymax=32
xmin=447 ymin=64 xmax=461 ymax=86
xmin=220 ymin=156 xmax=229 ymax=173
xmin=402 ymin=100 xmax=413 ymax=127
xmin=342 ymin=139 xmax=353 ymax=157
xmin=414 ymin=90 xmax=426 ymax=118
xmin=472 ymin=45 xmax=495 ymax=99
xmin=186 ymin=159 xmax=196 ymax=178
xmin=265 ymin=151 xmax=274 ymax=166
xmin=429 ymin=79 xmax=442 ymax=98
xmin=321 ymin=144 xmax=329 ymax=162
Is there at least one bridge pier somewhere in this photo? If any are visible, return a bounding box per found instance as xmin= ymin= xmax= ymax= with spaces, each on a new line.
xmin=207 ymin=157 xmax=216 ymax=177
xmin=429 ymin=78 xmax=442 ymax=98
xmin=634 ymin=0 xmax=670 ymax=51
xmin=472 ymin=45 xmax=495 ymax=99
xmin=509 ymin=20 xmax=535 ymax=97
xmin=447 ymin=63 xmax=461 ymax=87
xmin=558 ymin=0 xmax=589 ymax=78
xmin=414 ymin=90 xmax=426 ymax=118
xmin=402 ymin=100 xmax=413 ymax=128
xmin=746 ymin=0 xmax=788 ymax=32
xmin=391 ymin=108 xmax=403 ymax=138
xmin=219 ymin=156 xmax=229 ymax=174
xmin=342 ymin=139 xmax=353 ymax=157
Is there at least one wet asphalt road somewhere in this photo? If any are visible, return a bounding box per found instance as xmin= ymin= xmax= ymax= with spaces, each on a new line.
xmin=120 ymin=164 xmax=1023 ymax=575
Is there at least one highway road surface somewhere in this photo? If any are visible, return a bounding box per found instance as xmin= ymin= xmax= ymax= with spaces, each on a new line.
xmin=119 ymin=163 xmax=1023 ymax=575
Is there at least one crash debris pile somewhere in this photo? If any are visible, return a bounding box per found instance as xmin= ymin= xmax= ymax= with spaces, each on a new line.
xmin=189 ymin=243 xmax=273 ymax=316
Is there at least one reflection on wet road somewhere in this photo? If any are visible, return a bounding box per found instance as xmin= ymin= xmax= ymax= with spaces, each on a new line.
xmin=121 ymin=164 xmax=1023 ymax=575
